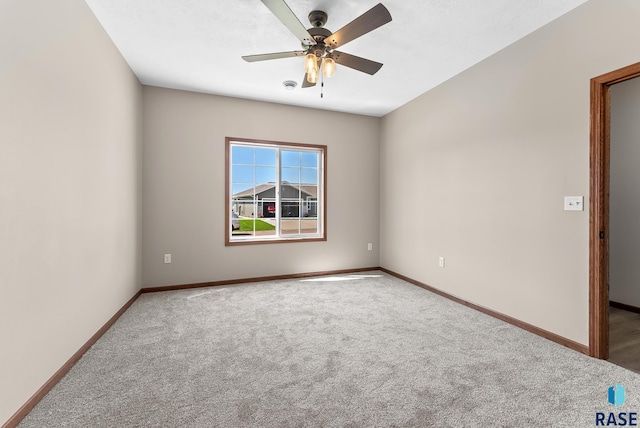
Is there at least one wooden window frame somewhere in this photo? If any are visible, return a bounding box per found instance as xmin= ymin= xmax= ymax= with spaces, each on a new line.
xmin=225 ymin=137 xmax=327 ymax=246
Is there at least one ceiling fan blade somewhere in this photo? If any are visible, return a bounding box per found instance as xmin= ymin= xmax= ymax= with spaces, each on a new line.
xmin=325 ymin=3 xmax=392 ymax=49
xmin=301 ymin=73 xmax=316 ymax=88
xmin=261 ymin=0 xmax=316 ymax=47
xmin=332 ymin=51 xmax=383 ymax=75
xmin=242 ymin=51 xmax=306 ymax=62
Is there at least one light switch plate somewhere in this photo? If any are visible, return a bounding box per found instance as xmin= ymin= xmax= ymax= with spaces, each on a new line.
xmin=564 ymin=196 xmax=584 ymax=211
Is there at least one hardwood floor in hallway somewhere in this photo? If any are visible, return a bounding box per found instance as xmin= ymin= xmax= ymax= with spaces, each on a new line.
xmin=609 ymin=306 xmax=640 ymax=374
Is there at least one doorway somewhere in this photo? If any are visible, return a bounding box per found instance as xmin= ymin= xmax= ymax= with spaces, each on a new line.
xmin=589 ymin=61 xmax=640 ymax=360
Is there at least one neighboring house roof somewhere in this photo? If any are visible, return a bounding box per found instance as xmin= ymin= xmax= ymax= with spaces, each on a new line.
xmin=297 ymin=185 xmax=317 ymax=198
xmin=233 ymin=182 xmax=317 ymax=199
xmin=233 ymin=183 xmax=274 ymax=199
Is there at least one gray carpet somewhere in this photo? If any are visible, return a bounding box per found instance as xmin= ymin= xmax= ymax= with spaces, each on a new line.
xmin=19 ymin=272 xmax=640 ymax=427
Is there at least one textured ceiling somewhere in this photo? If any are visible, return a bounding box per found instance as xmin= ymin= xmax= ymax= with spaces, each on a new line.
xmin=84 ymin=0 xmax=588 ymax=117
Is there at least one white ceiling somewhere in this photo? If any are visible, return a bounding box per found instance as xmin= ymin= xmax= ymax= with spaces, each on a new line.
xmin=84 ymin=0 xmax=588 ymax=117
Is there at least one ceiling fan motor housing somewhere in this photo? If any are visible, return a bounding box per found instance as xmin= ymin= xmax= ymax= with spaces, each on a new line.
xmin=308 ymin=10 xmax=327 ymax=28
xmin=301 ymin=27 xmax=331 ymax=57
xmin=306 ymin=27 xmax=331 ymax=49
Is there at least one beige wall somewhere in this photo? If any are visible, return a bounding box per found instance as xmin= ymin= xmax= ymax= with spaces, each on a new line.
xmin=610 ymin=77 xmax=640 ymax=307
xmin=0 ymin=0 xmax=142 ymax=423
xmin=142 ymin=87 xmax=380 ymax=287
xmin=380 ymin=0 xmax=640 ymax=346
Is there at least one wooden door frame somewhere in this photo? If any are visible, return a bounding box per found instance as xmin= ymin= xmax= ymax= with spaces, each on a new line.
xmin=590 ymin=61 xmax=640 ymax=359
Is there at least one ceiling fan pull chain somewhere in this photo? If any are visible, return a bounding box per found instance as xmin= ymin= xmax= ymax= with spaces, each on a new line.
xmin=321 ymin=74 xmax=324 ymax=98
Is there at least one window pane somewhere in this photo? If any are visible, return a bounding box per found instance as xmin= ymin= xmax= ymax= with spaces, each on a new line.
xmin=232 ymin=183 xmax=254 ymax=197
xmin=281 ymin=200 xmax=300 ymax=218
xmin=256 ymin=166 xmax=276 ymax=184
xmin=232 ymin=165 xmax=254 ymax=183
xmin=281 ymin=217 xmax=318 ymax=235
xmin=304 ymin=195 xmax=318 ymax=218
xmin=256 ymin=148 xmax=276 ymax=166
xmin=282 ymin=150 xmax=300 ymax=167
xmin=280 ymin=184 xmax=299 ymax=204
xmin=304 ymin=216 xmax=319 ymax=234
xmin=232 ymin=198 xmax=256 ymax=219
xmin=254 ymin=217 xmax=276 ymax=237
xmin=232 ymin=146 xmax=254 ymax=164
xmin=301 ymin=167 xmax=317 ymax=184
xmin=281 ymin=167 xmax=300 ymax=184
xmin=231 ymin=202 xmax=277 ymax=238
xmin=260 ymin=199 xmax=277 ymax=218
xmin=281 ymin=218 xmax=300 ymax=235
xmin=301 ymin=152 xmax=318 ymax=168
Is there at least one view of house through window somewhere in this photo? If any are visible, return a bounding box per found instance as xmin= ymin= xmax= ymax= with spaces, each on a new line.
xmin=226 ymin=138 xmax=326 ymax=244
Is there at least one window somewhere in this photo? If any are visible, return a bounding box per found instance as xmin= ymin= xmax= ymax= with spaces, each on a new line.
xmin=225 ymin=137 xmax=326 ymax=245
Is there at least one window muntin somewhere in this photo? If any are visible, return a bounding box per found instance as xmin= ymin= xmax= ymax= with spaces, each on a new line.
xmin=226 ymin=138 xmax=326 ymax=245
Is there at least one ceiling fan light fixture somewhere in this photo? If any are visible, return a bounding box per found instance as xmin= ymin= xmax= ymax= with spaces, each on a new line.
xmin=322 ymin=57 xmax=336 ymax=78
xmin=307 ymin=67 xmax=318 ymax=84
xmin=304 ymin=53 xmax=317 ymax=74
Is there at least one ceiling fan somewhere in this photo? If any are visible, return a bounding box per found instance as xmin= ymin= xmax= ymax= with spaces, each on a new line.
xmin=242 ymin=0 xmax=392 ymax=88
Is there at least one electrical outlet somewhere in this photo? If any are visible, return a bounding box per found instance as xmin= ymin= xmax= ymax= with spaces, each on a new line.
xmin=164 ymin=254 xmax=171 ymax=264
xmin=368 ymin=243 xmax=373 ymax=251
xmin=439 ymin=257 xmax=445 ymax=268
